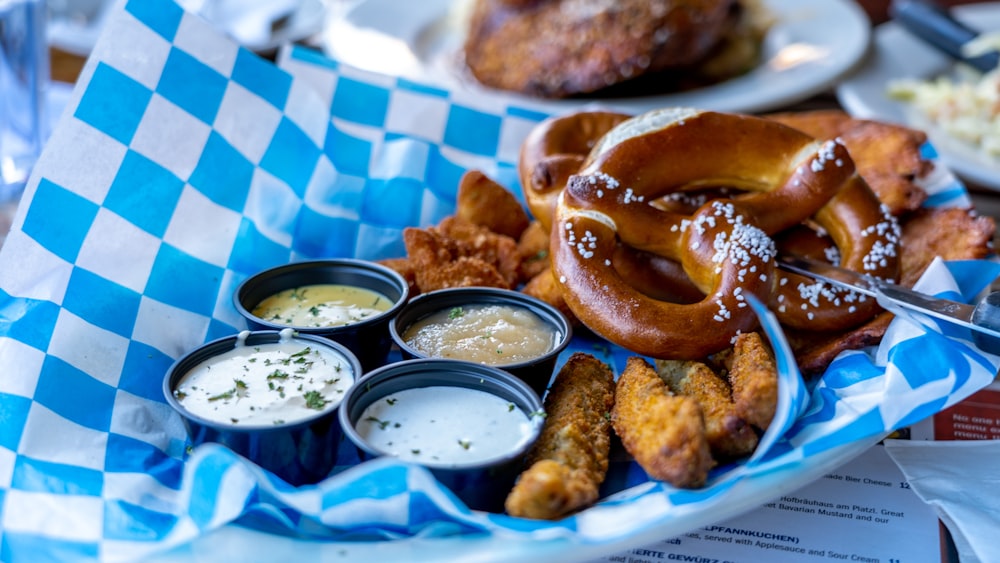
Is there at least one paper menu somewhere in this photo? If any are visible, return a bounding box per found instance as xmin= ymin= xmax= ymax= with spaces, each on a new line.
xmin=589 ymin=444 xmax=944 ymax=563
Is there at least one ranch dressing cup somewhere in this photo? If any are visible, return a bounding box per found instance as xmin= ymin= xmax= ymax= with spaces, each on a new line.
xmin=339 ymin=358 xmax=545 ymax=511
xmin=164 ymin=329 xmax=361 ymax=486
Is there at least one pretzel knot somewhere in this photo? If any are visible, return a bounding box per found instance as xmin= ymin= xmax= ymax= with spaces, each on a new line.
xmin=541 ymin=108 xmax=901 ymax=359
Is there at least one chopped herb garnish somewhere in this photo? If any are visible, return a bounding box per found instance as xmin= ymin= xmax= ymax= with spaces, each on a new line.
xmin=411 ymin=449 xmax=421 ymax=455
xmin=208 ymin=390 xmax=234 ymax=402
xmin=309 ymin=306 xmax=321 ymax=316
xmin=458 ymin=439 xmax=471 ymax=450
xmin=304 ymin=390 xmax=329 ymax=410
xmin=273 ymin=419 xmax=285 ymax=425
xmin=267 ymin=369 xmax=289 ymax=380
xmin=529 ymin=410 xmax=547 ymax=419
xmin=507 ymin=403 xmax=515 ymax=412
xmin=448 ymin=306 xmax=464 ymax=320
xmin=173 ymin=390 xmax=187 ymax=400
xmin=365 ymin=416 xmax=391 ymax=430
xmin=386 ymin=398 xmax=397 ymax=405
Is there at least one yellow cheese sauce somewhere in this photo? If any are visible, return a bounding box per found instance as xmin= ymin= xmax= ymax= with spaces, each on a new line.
xmin=402 ymin=304 xmax=559 ymax=365
xmin=356 ymin=386 xmax=538 ymax=465
xmin=252 ymin=283 xmax=391 ymax=328
xmin=173 ymin=330 xmax=354 ymax=426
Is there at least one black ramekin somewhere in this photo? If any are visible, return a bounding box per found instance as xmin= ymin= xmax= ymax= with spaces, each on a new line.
xmin=163 ymin=330 xmax=362 ymax=486
xmin=233 ymin=258 xmax=409 ymax=372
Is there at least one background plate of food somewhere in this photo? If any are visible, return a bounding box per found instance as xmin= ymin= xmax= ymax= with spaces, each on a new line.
xmin=837 ymin=2 xmax=1000 ymax=191
xmin=4 ymin=1 xmax=1000 ymax=562
xmin=322 ymin=0 xmax=871 ymax=114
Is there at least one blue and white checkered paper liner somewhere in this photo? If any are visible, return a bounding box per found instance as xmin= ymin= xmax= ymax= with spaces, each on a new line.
xmin=1 ymin=1 xmax=999 ymax=561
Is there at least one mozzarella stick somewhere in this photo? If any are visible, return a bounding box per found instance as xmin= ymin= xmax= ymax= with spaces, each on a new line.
xmin=505 ymin=352 xmax=615 ymax=520
xmin=655 ymin=359 xmax=758 ymax=460
xmin=612 ymin=357 xmax=713 ymax=488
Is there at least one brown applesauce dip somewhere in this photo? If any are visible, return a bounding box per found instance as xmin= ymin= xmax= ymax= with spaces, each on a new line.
xmin=402 ymin=304 xmax=559 ymax=365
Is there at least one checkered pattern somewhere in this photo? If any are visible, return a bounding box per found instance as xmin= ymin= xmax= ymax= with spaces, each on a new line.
xmin=0 ymin=1 xmax=998 ymax=561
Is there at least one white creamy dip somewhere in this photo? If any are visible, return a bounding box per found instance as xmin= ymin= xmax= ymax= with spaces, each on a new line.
xmin=402 ymin=304 xmax=559 ymax=365
xmin=356 ymin=386 xmax=539 ymax=466
xmin=252 ymin=283 xmax=392 ymax=328
xmin=173 ymin=330 xmax=354 ymax=426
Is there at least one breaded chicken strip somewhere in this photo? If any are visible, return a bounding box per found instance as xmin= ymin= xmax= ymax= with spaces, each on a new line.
xmin=612 ymin=357 xmax=713 ymax=488
xmin=505 ymin=353 xmax=615 ymax=520
xmin=725 ymin=332 xmax=778 ymax=431
xmin=656 ymin=359 xmax=758 ymax=460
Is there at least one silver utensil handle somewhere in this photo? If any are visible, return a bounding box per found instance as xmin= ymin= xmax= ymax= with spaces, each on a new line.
xmin=971 ymin=292 xmax=1000 ymax=354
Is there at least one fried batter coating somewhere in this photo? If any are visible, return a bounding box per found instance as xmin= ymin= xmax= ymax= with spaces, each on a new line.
xmin=790 ymin=313 xmax=893 ymax=377
xmin=767 ymin=110 xmax=931 ymax=215
xmin=517 ymin=220 xmax=551 ymax=282
xmin=655 ymin=359 xmax=758 ymax=460
xmin=463 ymin=0 xmax=740 ymax=98
xmin=435 ymin=216 xmax=522 ymax=287
xmin=521 ymin=267 xmax=577 ymax=325
xmin=455 ymin=170 xmax=531 ymax=240
xmin=377 ymin=257 xmax=419 ymax=297
xmin=505 ymin=353 xmax=615 ymax=520
xmin=725 ymin=332 xmax=778 ymax=431
xmin=612 ymin=357 xmax=713 ymax=488
xmin=899 ymin=207 xmax=995 ymax=287
xmin=403 ymin=227 xmax=511 ymax=292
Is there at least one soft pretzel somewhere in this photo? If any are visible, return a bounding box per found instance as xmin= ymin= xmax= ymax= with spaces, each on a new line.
xmin=548 ymin=108 xmax=899 ymax=359
xmin=519 ymin=111 xmax=630 ymax=232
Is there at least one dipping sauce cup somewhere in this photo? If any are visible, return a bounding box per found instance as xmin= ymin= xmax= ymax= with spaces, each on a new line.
xmin=339 ymin=358 xmax=544 ymax=512
xmin=234 ymin=259 xmax=409 ymax=372
xmin=164 ymin=329 xmax=362 ymax=486
xmin=390 ymin=287 xmax=571 ymax=395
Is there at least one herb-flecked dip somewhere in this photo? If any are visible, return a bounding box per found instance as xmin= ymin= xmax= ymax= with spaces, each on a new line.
xmin=356 ymin=386 xmax=539 ymax=465
xmin=401 ymin=304 xmax=559 ymax=365
xmin=251 ymin=284 xmax=391 ymax=328
xmin=173 ymin=329 xmax=354 ymax=426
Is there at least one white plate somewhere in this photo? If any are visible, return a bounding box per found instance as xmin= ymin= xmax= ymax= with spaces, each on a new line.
xmin=322 ymin=0 xmax=870 ymax=114
xmin=48 ymin=0 xmax=326 ymax=55
xmin=836 ymin=3 xmax=1000 ymax=191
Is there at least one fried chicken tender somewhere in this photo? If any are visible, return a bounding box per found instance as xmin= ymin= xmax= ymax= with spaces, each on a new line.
xmin=402 ymin=227 xmax=511 ymax=292
xmin=377 ymin=257 xmax=419 ymax=297
xmin=517 ymin=220 xmax=551 ymax=282
xmin=612 ymin=357 xmax=713 ymax=488
xmin=521 ymin=267 xmax=577 ymax=326
xmin=725 ymin=332 xmax=778 ymax=431
xmin=655 ymin=359 xmax=758 ymax=460
xmin=505 ymin=353 xmax=615 ymax=520
xmin=767 ymin=110 xmax=931 ymax=215
xmin=455 ymin=170 xmax=531 ymax=240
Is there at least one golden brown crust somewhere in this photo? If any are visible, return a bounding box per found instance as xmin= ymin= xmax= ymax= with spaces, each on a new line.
xmin=612 ymin=357 xmax=713 ymax=488
xmin=455 ymin=170 xmax=531 ymax=240
xmin=899 ymin=207 xmax=995 ymax=287
xmin=655 ymin=359 xmax=758 ymax=460
xmin=402 ymin=227 xmax=512 ymax=292
xmin=505 ymin=352 xmax=615 ymax=519
xmin=463 ymin=0 xmax=740 ymax=98
xmin=725 ymin=332 xmax=778 ymax=430
xmin=516 ymin=220 xmax=551 ymax=282
xmin=766 ymin=110 xmax=931 ymax=215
